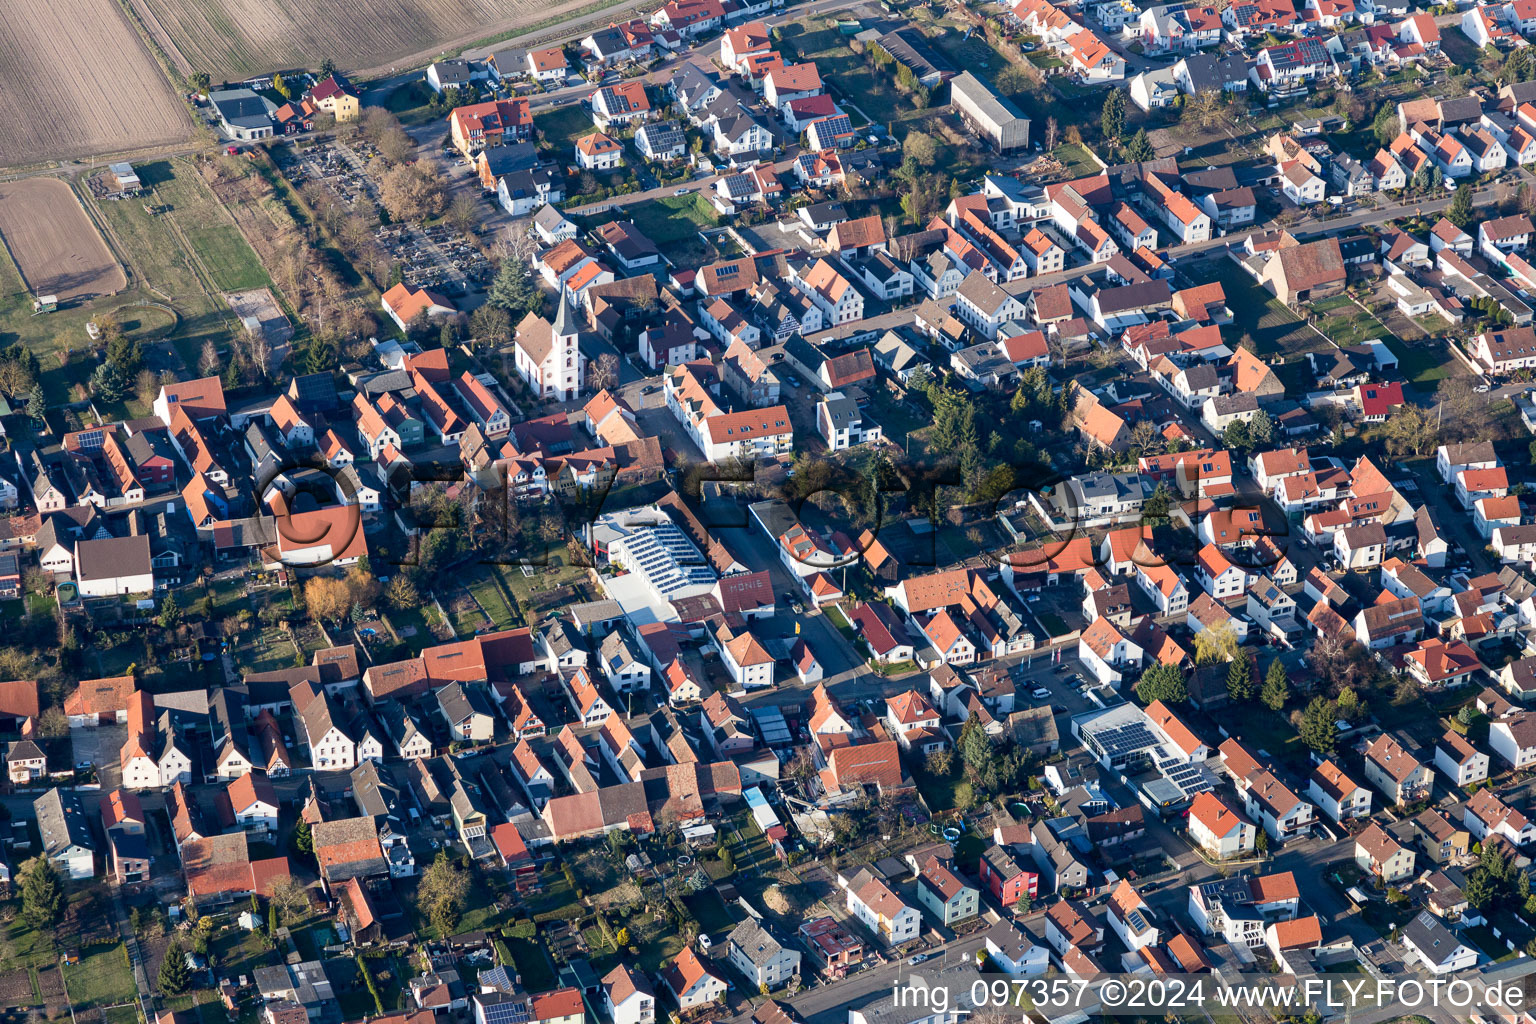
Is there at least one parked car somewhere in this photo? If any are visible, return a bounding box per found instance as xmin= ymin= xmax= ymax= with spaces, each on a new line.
xmin=1031 ymin=687 xmax=1051 ymax=699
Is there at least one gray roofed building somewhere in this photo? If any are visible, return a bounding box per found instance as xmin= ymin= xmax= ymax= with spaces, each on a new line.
xmin=873 ymin=330 xmax=931 ymax=379
xmin=1401 ymin=909 xmax=1476 ymax=972
xmin=951 ymin=343 xmax=1019 ymax=389
xmin=75 ymin=535 xmax=152 ymax=593
xmin=798 ymin=200 xmax=850 ymax=232
xmin=287 ymin=372 xmax=339 ymax=412
xmin=378 ymin=700 xmax=432 ymax=757
xmin=636 ymin=120 xmax=687 ymax=159
xmin=36 ymin=789 xmax=94 ymax=879
xmin=874 ymin=28 xmax=952 ymax=87
xmin=351 ymin=759 xmax=407 ymax=821
xmin=727 ymin=918 xmax=800 ymax=987
xmin=1177 ymin=52 xmax=1247 ymax=94
xmin=209 ymin=88 xmax=275 ymax=140
xmin=671 ymin=64 xmax=723 ymax=111
xmin=949 ymin=72 xmax=1029 ymax=153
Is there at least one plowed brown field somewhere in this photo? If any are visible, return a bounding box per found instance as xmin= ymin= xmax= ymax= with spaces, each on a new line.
xmin=0 ymin=0 xmax=190 ymax=166
xmin=130 ymin=0 xmax=544 ymax=79
xmin=0 ymin=179 xmax=127 ymax=300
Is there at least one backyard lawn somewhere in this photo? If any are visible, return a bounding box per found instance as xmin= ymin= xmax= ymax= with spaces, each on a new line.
xmin=1312 ymin=296 xmax=1391 ymax=347
xmin=535 ymin=106 xmax=596 ymax=150
xmin=624 ymin=195 xmax=720 ymax=261
xmin=504 ymin=937 xmax=556 ymax=991
xmin=1377 ymin=333 xmax=1462 ymax=389
xmin=1208 ymin=259 xmax=1324 ymax=359
xmin=60 ymin=943 xmax=137 ymax=1011
xmin=915 ymin=763 xmax=967 ymax=814
xmin=1052 ymin=143 xmax=1100 ymax=179
xmin=682 ymin=890 xmax=738 ymax=934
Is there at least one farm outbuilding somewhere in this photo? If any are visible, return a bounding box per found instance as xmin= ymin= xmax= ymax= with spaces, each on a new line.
xmin=107 ymin=163 xmax=141 ymax=194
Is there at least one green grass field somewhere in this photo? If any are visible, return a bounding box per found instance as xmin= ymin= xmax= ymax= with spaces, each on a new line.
xmin=536 ymin=106 xmax=598 ymax=151
xmin=1313 ymin=297 xmax=1391 ymax=348
xmin=1209 ymin=260 xmax=1320 ymax=358
xmin=143 ymin=164 xmax=273 ymax=294
xmin=504 ymin=937 xmax=556 ymax=990
xmin=1377 ymin=332 xmax=1462 ymax=389
xmin=61 ymin=944 xmax=137 ymax=1011
xmin=627 ymin=194 xmax=719 ymax=239
xmin=1052 ymin=143 xmax=1100 ymax=178
xmin=682 ymin=891 xmax=737 ymax=934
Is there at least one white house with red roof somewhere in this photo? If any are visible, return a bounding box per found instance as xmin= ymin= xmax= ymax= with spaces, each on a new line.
xmin=1308 ymin=760 xmax=1372 ymax=822
xmin=1107 ymin=880 xmax=1159 ymax=951
xmin=154 ymin=376 xmax=226 ymax=428
xmin=1188 ymin=792 xmax=1257 ymax=859
xmin=715 ymin=625 xmax=775 ymax=689
xmin=660 ymin=948 xmax=725 ymax=1010
xmin=651 ymin=0 xmax=724 ymax=36
xmin=885 ymin=690 xmax=944 ymax=754
xmin=1404 ymin=638 xmax=1483 ymax=690
xmin=1354 ymin=822 xmax=1415 ymax=883
xmin=850 ymin=602 xmax=916 ymax=664
xmin=1078 ymin=617 xmax=1144 ymax=685
xmin=841 ymin=868 xmax=921 ymax=946
xmin=1465 ymin=787 xmax=1536 ymax=845
xmin=1195 ymin=544 xmax=1248 ymax=600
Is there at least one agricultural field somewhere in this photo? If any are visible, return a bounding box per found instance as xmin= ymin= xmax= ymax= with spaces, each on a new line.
xmin=0 ymin=0 xmax=189 ymax=166
xmin=130 ymin=0 xmax=574 ymax=79
xmin=0 ymin=180 xmax=126 ymax=301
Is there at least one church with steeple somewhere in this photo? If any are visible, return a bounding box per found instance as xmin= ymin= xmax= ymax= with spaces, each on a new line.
xmin=513 ymin=300 xmax=585 ymax=402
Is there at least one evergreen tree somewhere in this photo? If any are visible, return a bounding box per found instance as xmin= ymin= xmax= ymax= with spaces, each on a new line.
xmin=959 ymin=718 xmax=995 ymax=788
xmin=19 ymin=857 xmax=62 ymax=928
xmin=158 ymin=942 xmax=192 ymax=995
xmin=1448 ymin=183 xmax=1475 ymax=228
xmin=1141 ymin=482 xmax=1173 ymax=525
xmin=25 ymin=382 xmax=44 ymax=423
xmin=1249 ymin=409 xmax=1274 ymax=448
xmin=489 ymin=258 xmax=543 ymax=317
xmin=293 ymin=819 xmax=313 ymax=855
xmin=1101 ymin=89 xmax=1126 ymax=142
xmin=304 ymin=337 xmax=337 ymax=376
xmin=1134 ymin=663 xmax=1188 ymax=704
xmin=1465 ymin=868 xmax=1497 ymax=910
xmin=1300 ymin=697 xmax=1339 ymax=754
xmin=158 ymin=594 xmax=181 ymax=629
xmin=1226 ymin=654 xmax=1254 ymax=703
xmin=1261 ymin=658 xmax=1290 ymax=711
xmin=1122 ymin=128 xmax=1154 ymax=162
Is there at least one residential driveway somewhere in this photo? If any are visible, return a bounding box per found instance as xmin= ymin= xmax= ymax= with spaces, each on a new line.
xmin=70 ymin=723 xmax=126 ymax=791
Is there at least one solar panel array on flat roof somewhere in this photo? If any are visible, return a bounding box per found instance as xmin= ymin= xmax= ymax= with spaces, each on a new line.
xmin=611 ymin=516 xmax=717 ymax=598
xmin=1164 ymin=762 xmax=1214 ymax=797
xmin=1093 ymin=722 xmax=1159 ymax=759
